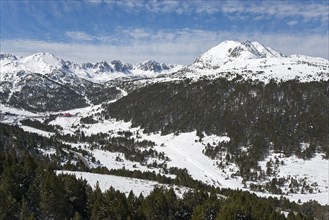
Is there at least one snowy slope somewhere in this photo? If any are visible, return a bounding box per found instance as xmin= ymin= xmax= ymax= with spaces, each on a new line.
xmin=0 ymin=52 xmax=77 ymax=84
xmin=188 ymin=40 xmax=329 ymax=83
xmin=258 ymin=152 xmax=328 ymax=198
xmin=0 ymin=103 xmax=38 ymax=117
xmin=2 ymin=99 xmax=328 ymax=205
xmin=44 ymin=104 xmax=329 ymax=205
xmin=1 ymin=40 xmax=328 ymax=85
xmin=1 ymin=40 xmax=329 ymax=206
xmin=73 ymin=59 xmax=182 ymax=82
xmin=1 ymin=52 xmax=85 ymax=97
xmin=20 ymin=125 xmax=55 ymax=137
xmin=17 ymin=52 xmax=67 ymax=74
xmin=194 ymin=40 xmax=283 ymax=67
xmin=0 ymin=52 xmax=181 ymax=83
xmin=57 ymin=170 xmax=189 ymax=197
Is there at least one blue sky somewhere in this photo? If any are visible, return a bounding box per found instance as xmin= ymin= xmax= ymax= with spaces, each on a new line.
xmin=1 ymin=0 xmax=328 ymax=64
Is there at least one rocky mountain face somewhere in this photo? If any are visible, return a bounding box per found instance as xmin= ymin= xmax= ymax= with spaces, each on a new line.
xmin=134 ymin=60 xmax=170 ymax=72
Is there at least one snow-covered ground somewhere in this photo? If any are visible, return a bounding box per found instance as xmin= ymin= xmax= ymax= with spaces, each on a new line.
xmin=1 ymin=41 xmax=328 ymax=89
xmin=259 ymin=153 xmax=328 ymax=194
xmin=38 ymin=148 xmax=57 ymax=156
xmin=0 ymin=104 xmax=45 ymax=127
xmin=142 ymin=131 xmax=328 ymax=205
xmin=20 ymin=125 xmax=55 ymax=137
xmin=0 ymin=103 xmax=38 ymax=117
xmin=48 ymin=108 xmax=329 ymax=205
xmin=0 ymin=52 xmax=182 ymax=83
xmin=91 ymin=149 xmax=167 ymax=175
xmin=0 ymin=103 xmax=40 ymax=120
xmin=57 ymin=170 xmax=189 ymax=197
xmin=2 ymin=103 xmax=328 ymax=205
xmin=257 ymin=152 xmax=329 ymax=205
xmin=189 ymin=40 xmax=329 ymax=83
xmin=145 ymin=132 xmax=241 ymax=188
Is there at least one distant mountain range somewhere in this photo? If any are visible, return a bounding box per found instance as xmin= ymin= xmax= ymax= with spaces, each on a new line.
xmin=0 ymin=52 xmax=182 ymax=83
xmin=0 ymin=40 xmax=328 ymax=111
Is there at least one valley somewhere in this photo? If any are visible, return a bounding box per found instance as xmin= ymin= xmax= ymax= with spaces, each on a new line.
xmin=1 ymin=101 xmax=328 ymax=206
xmin=1 ymin=40 xmax=328 ymax=219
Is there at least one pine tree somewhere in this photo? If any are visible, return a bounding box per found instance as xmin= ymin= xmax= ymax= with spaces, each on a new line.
xmin=62 ymin=175 xmax=89 ymax=218
xmin=0 ymin=187 xmax=19 ymax=219
xmin=40 ymin=171 xmax=67 ymax=219
xmin=19 ymin=197 xmax=35 ymax=220
xmin=89 ymin=182 xmax=107 ymax=220
xmin=143 ymin=187 xmax=169 ymax=220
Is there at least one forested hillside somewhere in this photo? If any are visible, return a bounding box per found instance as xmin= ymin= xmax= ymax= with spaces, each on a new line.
xmin=1 ymin=122 xmax=328 ymax=219
xmin=104 ymin=77 xmax=329 ymax=177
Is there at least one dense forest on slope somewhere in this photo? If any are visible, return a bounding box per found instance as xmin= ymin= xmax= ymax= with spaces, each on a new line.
xmin=1 ymin=117 xmax=329 ymax=219
xmin=104 ymin=77 xmax=329 ymax=165
xmin=0 ymin=123 xmax=65 ymax=158
xmin=1 ymin=150 xmax=328 ymax=220
xmin=0 ymin=123 xmax=89 ymax=171
xmin=0 ymin=123 xmax=204 ymax=189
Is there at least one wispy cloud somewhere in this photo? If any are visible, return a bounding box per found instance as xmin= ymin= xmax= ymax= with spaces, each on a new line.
xmin=2 ymin=29 xmax=328 ymax=65
xmin=221 ymin=1 xmax=328 ymax=22
xmin=85 ymin=0 xmax=328 ymax=23
xmin=66 ymin=31 xmax=94 ymax=41
xmin=287 ymin=20 xmax=298 ymax=26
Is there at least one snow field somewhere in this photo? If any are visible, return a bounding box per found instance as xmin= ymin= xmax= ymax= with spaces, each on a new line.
xmin=47 ymin=103 xmax=329 ymax=205
xmin=5 ymin=103 xmax=329 ymax=205
xmin=57 ymin=170 xmax=189 ymax=198
xmin=20 ymin=125 xmax=55 ymax=137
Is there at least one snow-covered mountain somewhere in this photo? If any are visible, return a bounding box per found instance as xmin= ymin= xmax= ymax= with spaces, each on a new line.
xmin=1 ymin=52 xmax=82 ymax=86
xmin=1 ymin=40 xmax=328 ymax=85
xmin=0 ymin=40 xmax=328 ymax=111
xmin=0 ymin=53 xmax=18 ymax=61
xmin=75 ymin=59 xmax=181 ymax=82
xmin=195 ymin=40 xmax=284 ymax=65
xmin=0 ymin=52 xmax=183 ymax=111
xmin=134 ymin=60 xmax=169 ymax=72
xmin=188 ymin=40 xmax=328 ymax=83
xmin=0 ymin=52 xmax=181 ymax=83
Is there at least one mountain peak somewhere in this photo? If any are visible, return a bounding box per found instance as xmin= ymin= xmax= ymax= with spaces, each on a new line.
xmin=135 ymin=60 xmax=169 ymax=72
xmin=0 ymin=53 xmax=18 ymax=61
xmin=21 ymin=52 xmax=63 ymax=65
xmin=15 ymin=52 xmax=66 ymax=75
xmin=194 ymin=40 xmax=284 ymax=67
xmin=32 ymin=51 xmax=56 ymax=57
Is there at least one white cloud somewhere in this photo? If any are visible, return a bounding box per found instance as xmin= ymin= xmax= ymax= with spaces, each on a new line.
xmin=287 ymin=20 xmax=298 ymax=26
xmin=85 ymin=0 xmax=328 ymax=23
xmin=126 ymin=28 xmax=151 ymax=40
xmin=85 ymin=0 xmax=103 ymax=3
xmin=66 ymin=31 xmax=94 ymax=41
xmin=220 ymin=1 xmax=328 ymax=22
xmin=1 ymin=30 xmax=328 ymax=65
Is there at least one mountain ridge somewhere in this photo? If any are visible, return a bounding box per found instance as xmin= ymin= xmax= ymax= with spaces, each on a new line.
xmin=0 ymin=52 xmax=182 ymax=82
xmin=1 ymin=40 xmax=328 ymax=111
xmin=188 ymin=40 xmax=328 ymax=83
xmin=1 ymin=40 xmax=328 ymax=84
